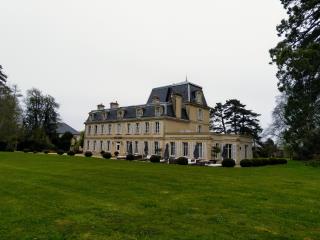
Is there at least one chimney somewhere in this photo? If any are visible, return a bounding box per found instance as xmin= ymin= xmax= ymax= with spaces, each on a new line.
xmin=97 ymin=103 xmax=105 ymax=110
xmin=110 ymin=101 xmax=119 ymax=109
xmin=172 ymin=94 xmax=182 ymax=119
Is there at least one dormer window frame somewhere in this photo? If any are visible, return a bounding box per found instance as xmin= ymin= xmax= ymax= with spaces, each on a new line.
xmin=152 ymin=96 xmax=160 ymax=105
xmin=195 ymin=91 xmax=203 ymax=105
xmin=117 ymin=109 xmax=125 ymax=119
xmin=155 ymin=106 xmax=163 ymax=117
xmin=102 ymin=111 xmax=108 ymax=120
xmin=136 ymin=107 xmax=144 ymax=118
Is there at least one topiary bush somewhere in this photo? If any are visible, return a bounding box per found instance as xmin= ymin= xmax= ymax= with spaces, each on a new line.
xmin=114 ymin=151 xmax=119 ymax=157
xmin=126 ymin=154 xmax=135 ymax=161
xmin=176 ymin=157 xmax=188 ymax=165
xmin=67 ymin=151 xmax=75 ymax=156
xmin=85 ymin=151 xmax=92 ymax=157
xmin=100 ymin=151 xmax=105 ymax=155
xmin=102 ymin=152 xmax=112 ymax=159
xmin=222 ymin=158 xmax=236 ymax=167
xmin=57 ymin=150 xmax=64 ymax=155
xmin=150 ymin=155 xmax=161 ymax=163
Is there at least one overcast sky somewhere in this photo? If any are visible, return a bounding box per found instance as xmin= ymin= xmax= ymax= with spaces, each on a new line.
xmin=1 ymin=0 xmax=286 ymax=131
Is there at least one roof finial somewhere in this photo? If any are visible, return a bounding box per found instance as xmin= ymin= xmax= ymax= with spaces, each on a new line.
xmin=185 ymin=74 xmax=188 ymax=82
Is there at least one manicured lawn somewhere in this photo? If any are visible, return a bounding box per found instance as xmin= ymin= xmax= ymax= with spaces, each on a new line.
xmin=0 ymin=152 xmax=319 ymax=240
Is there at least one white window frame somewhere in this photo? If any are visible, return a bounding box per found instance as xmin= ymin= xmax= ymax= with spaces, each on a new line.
xmin=145 ymin=122 xmax=150 ymax=133
xmin=155 ymin=122 xmax=160 ymax=134
xmin=183 ymin=142 xmax=188 ymax=157
xmin=170 ymin=142 xmax=176 ymax=156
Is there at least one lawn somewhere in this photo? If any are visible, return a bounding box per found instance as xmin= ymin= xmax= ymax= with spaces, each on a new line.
xmin=0 ymin=152 xmax=319 ymax=240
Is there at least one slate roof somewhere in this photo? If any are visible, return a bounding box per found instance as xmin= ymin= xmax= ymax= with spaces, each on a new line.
xmin=86 ymin=81 xmax=206 ymax=123
xmin=147 ymin=81 xmax=208 ymax=107
xmin=57 ymin=122 xmax=80 ymax=135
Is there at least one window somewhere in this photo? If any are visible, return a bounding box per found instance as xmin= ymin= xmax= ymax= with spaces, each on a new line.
xmin=126 ymin=141 xmax=132 ymax=153
xmin=108 ymin=124 xmax=112 ymax=134
xmin=197 ymin=125 xmax=202 ymax=133
xmin=107 ymin=141 xmax=110 ymax=151
xmin=88 ymin=126 xmax=91 ymax=135
xmin=136 ymin=108 xmax=143 ymax=118
xmin=116 ymin=142 xmax=121 ymax=151
xmin=87 ymin=140 xmax=90 ymax=149
xmin=93 ymin=140 xmax=96 ymax=151
xmin=100 ymin=141 xmax=103 ymax=151
xmin=117 ymin=124 xmax=121 ymax=134
xmin=226 ymin=144 xmax=232 ymax=159
xmin=95 ymin=125 xmax=98 ymax=135
xmin=197 ymin=143 xmax=203 ymax=158
xmin=101 ymin=125 xmax=104 ymax=134
xmin=145 ymin=122 xmax=150 ymax=133
xmin=195 ymin=91 xmax=203 ymax=104
xmin=154 ymin=141 xmax=159 ymax=155
xmin=135 ymin=123 xmax=140 ymax=134
xmin=155 ymin=106 xmax=162 ymax=117
xmin=144 ymin=141 xmax=149 ymax=155
xmin=214 ymin=143 xmax=220 ymax=159
xmin=170 ymin=142 xmax=176 ymax=156
xmin=117 ymin=110 xmax=124 ymax=119
xmin=183 ymin=142 xmax=188 ymax=157
xmin=155 ymin=122 xmax=160 ymax=134
xmin=127 ymin=123 xmax=131 ymax=134
xmin=135 ymin=141 xmax=139 ymax=154
xmin=245 ymin=145 xmax=248 ymax=159
xmin=198 ymin=109 xmax=203 ymax=121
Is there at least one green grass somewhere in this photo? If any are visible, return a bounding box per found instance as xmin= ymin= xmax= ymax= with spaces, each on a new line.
xmin=0 ymin=152 xmax=319 ymax=240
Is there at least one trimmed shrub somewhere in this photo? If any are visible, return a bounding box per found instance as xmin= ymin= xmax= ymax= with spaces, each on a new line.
xmin=84 ymin=151 xmax=93 ymax=157
xmin=150 ymin=155 xmax=161 ymax=163
xmin=240 ymin=159 xmax=253 ymax=167
xmin=126 ymin=154 xmax=135 ymax=161
xmin=240 ymin=158 xmax=288 ymax=167
xmin=23 ymin=148 xmax=30 ymax=153
xmin=57 ymin=150 xmax=64 ymax=155
xmin=67 ymin=151 xmax=75 ymax=156
xmin=222 ymin=158 xmax=236 ymax=167
xmin=176 ymin=157 xmax=188 ymax=165
xmin=102 ymin=152 xmax=112 ymax=159
xmin=114 ymin=151 xmax=119 ymax=157
xmin=100 ymin=151 xmax=105 ymax=155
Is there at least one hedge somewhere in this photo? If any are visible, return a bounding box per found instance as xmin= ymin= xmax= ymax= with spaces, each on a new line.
xmin=150 ymin=155 xmax=161 ymax=163
xmin=102 ymin=152 xmax=112 ymax=159
xmin=84 ymin=151 xmax=93 ymax=157
xmin=240 ymin=158 xmax=287 ymax=167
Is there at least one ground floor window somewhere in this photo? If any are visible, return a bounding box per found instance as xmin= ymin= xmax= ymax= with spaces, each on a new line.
xmin=144 ymin=141 xmax=148 ymax=155
xmin=245 ymin=145 xmax=248 ymax=158
xmin=170 ymin=142 xmax=176 ymax=156
xmin=154 ymin=141 xmax=159 ymax=155
xmin=183 ymin=142 xmax=188 ymax=157
xmin=197 ymin=143 xmax=203 ymax=158
xmin=100 ymin=141 xmax=103 ymax=151
xmin=107 ymin=141 xmax=110 ymax=151
xmin=93 ymin=140 xmax=96 ymax=151
xmin=225 ymin=144 xmax=232 ymax=159
xmin=87 ymin=140 xmax=89 ymax=150
xmin=135 ymin=141 xmax=139 ymax=154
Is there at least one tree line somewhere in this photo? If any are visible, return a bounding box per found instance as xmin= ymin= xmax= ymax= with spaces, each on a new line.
xmin=0 ymin=65 xmax=82 ymax=152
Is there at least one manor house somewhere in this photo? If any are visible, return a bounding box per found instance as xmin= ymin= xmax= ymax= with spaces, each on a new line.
xmin=83 ymin=81 xmax=252 ymax=163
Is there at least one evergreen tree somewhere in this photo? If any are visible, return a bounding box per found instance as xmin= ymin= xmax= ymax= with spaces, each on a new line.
xmin=210 ymin=102 xmax=227 ymax=133
xmin=270 ymin=0 xmax=320 ymax=159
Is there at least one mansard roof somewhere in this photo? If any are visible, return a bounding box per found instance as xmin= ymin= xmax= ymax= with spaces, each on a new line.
xmin=147 ymin=81 xmax=208 ymax=107
xmin=86 ymin=81 xmax=205 ymax=123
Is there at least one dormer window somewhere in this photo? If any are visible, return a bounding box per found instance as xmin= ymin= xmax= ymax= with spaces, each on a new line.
xmin=155 ymin=106 xmax=163 ymax=117
xmin=152 ymin=96 xmax=160 ymax=105
xmin=117 ymin=109 xmax=125 ymax=119
xmin=136 ymin=108 xmax=143 ymax=118
xmin=195 ymin=91 xmax=203 ymax=104
xmin=102 ymin=112 xmax=108 ymax=120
